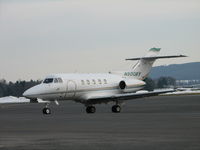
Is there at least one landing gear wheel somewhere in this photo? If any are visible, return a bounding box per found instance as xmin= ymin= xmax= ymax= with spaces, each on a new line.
xmin=112 ymin=105 xmax=121 ymax=113
xmin=86 ymin=106 xmax=96 ymax=114
xmin=43 ymin=108 xmax=51 ymax=115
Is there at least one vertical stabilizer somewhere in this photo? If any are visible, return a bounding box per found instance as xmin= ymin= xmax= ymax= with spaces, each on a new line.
xmin=110 ymin=48 xmax=186 ymax=80
xmin=124 ymin=48 xmax=161 ymax=80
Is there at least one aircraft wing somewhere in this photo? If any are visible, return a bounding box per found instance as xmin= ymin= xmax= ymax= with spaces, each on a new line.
xmin=0 ymin=96 xmax=49 ymax=104
xmin=86 ymin=89 xmax=175 ymax=104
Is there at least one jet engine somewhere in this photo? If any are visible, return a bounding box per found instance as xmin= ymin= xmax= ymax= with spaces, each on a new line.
xmin=119 ymin=79 xmax=146 ymax=90
xmin=119 ymin=81 xmax=126 ymax=90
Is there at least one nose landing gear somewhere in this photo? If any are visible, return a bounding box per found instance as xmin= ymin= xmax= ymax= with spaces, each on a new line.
xmin=112 ymin=105 xmax=121 ymax=113
xmin=43 ymin=103 xmax=51 ymax=115
xmin=43 ymin=107 xmax=51 ymax=115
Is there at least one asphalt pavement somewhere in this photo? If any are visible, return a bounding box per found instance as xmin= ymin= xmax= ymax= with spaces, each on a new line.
xmin=0 ymin=95 xmax=200 ymax=150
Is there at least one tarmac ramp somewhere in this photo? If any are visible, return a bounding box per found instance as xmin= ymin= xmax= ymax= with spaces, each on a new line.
xmin=0 ymin=95 xmax=200 ymax=150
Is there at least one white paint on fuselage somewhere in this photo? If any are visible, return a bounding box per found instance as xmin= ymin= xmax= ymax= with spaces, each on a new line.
xmin=23 ymin=73 xmax=145 ymax=102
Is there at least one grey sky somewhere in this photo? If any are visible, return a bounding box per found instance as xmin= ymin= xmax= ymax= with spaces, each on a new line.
xmin=0 ymin=0 xmax=199 ymax=81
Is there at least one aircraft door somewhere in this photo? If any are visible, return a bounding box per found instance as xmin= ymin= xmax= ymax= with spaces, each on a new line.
xmin=66 ymin=80 xmax=76 ymax=98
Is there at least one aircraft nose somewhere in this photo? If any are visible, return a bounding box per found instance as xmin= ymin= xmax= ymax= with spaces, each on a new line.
xmin=23 ymin=88 xmax=33 ymax=98
xmin=23 ymin=90 xmax=28 ymax=97
xmin=23 ymin=86 xmax=40 ymax=98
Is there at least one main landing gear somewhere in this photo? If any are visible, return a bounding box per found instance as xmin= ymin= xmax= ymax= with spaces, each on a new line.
xmin=86 ymin=106 xmax=96 ymax=114
xmin=112 ymin=105 xmax=121 ymax=113
xmin=85 ymin=105 xmax=122 ymax=114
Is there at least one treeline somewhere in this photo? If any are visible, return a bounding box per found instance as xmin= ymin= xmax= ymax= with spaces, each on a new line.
xmin=0 ymin=77 xmax=176 ymax=98
xmin=144 ymin=77 xmax=176 ymax=91
xmin=0 ymin=80 xmax=41 ymax=98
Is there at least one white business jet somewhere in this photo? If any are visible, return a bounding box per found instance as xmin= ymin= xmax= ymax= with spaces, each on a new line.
xmin=20 ymin=48 xmax=186 ymax=114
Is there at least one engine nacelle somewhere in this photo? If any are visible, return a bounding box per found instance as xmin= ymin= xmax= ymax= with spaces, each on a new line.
xmin=119 ymin=79 xmax=146 ymax=90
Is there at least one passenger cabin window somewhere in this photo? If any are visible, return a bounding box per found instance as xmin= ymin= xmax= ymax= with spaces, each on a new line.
xmin=92 ymin=79 xmax=96 ymax=85
xmin=81 ymin=80 xmax=85 ymax=85
xmin=98 ymin=79 xmax=102 ymax=84
xmin=43 ymin=78 xmax=54 ymax=84
xmin=86 ymin=80 xmax=90 ymax=85
xmin=104 ymin=79 xmax=107 ymax=84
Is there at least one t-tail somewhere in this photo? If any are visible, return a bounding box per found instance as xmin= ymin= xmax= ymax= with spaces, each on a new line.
xmin=123 ymin=48 xmax=187 ymax=80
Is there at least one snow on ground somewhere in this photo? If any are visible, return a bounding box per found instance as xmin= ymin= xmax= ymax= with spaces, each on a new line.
xmin=163 ymin=90 xmax=200 ymax=95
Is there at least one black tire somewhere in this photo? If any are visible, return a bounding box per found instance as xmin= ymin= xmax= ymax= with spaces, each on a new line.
xmin=86 ymin=106 xmax=96 ymax=114
xmin=43 ymin=108 xmax=51 ymax=115
xmin=112 ymin=105 xmax=121 ymax=113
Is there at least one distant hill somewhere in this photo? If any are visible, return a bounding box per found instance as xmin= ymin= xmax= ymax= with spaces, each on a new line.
xmin=150 ymin=62 xmax=200 ymax=80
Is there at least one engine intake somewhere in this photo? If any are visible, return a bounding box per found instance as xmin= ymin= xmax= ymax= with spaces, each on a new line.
xmin=119 ymin=81 xmax=126 ymax=90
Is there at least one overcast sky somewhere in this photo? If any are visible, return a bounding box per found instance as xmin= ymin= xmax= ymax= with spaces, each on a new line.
xmin=0 ymin=0 xmax=199 ymax=81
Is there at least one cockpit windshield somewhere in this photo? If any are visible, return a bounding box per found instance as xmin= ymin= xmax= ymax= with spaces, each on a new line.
xmin=43 ymin=78 xmax=54 ymax=84
xmin=43 ymin=78 xmax=63 ymax=84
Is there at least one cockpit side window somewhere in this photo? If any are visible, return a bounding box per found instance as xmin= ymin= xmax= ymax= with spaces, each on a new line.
xmin=54 ymin=78 xmax=59 ymax=83
xmin=58 ymin=78 xmax=63 ymax=83
xmin=43 ymin=78 xmax=54 ymax=84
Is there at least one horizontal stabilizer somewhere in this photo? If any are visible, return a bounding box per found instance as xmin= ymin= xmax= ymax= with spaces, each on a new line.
xmin=126 ymin=55 xmax=187 ymax=61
